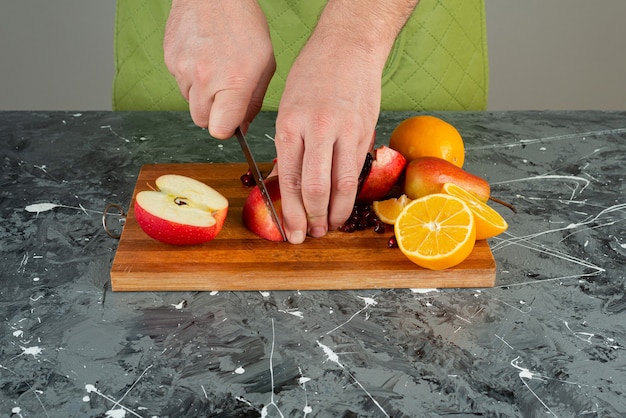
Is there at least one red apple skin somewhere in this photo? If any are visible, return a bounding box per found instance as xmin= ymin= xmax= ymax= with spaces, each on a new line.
xmin=404 ymin=157 xmax=490 ymax=201
xmin=357 ymin=145 xmax=407 ymax=202
xmin=135 ymin=202 xmax=228 ymax=246
xmin=242 ymin=176 xmax=284 ymax=241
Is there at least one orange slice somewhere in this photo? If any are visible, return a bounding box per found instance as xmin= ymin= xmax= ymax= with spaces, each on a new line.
xmin=394 ymin=194 xmax=476 ymax=270
xmin=441 ymin=183 xmax=508 ymax=240
xmin=372 ymin=194 xmax=411 ymax=224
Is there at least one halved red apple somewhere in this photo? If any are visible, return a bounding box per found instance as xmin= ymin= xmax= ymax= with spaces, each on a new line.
xmin=134 ymin=174 xmax=228 ymax=245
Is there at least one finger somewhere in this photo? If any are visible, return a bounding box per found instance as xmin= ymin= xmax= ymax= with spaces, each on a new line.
xmin=187 ymin=84 xmax=212 ymax=129
xmin=300 ymin=131 xmax=334 ymax=238
xmin=244 ymin=58 xmax=276 ymax=126
xmin=175 ymin=75 xmax=192 ymax=103
xmin=209 ymin=87 xmax=251 ymax=139
xmin=275 ymin=127 xmax=307 ymax=244
xmin=327 ymin=135 xmax=362 ymax=230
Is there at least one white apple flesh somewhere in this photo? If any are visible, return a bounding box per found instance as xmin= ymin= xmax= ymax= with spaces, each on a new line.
xmin=134 ymin=174 xmax=229 ymax=245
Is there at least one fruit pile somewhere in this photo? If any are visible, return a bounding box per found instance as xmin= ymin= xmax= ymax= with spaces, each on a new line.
xmin=134 ymin=115 xmax=510 ymax=272
xmin=372 ymin=115 xmax=511 ymax=270
xmin=237 ymin=115 xmax=511 ymax=269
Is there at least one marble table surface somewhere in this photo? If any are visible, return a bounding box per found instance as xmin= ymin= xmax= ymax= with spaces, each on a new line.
xmin=1 ymin=110 xmax=625 ymax=417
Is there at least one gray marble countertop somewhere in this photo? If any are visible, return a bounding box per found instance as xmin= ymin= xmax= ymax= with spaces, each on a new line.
xmin=1 ymin=110 xmax=625 ymax=417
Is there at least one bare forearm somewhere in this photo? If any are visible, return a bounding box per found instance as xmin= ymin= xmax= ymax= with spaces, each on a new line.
xmin=312 ymin=0 xmax=420 ymax=67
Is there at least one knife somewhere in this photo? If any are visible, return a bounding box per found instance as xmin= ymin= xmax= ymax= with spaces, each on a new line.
xmin=234 ymin=127 xmax=287 ymax=242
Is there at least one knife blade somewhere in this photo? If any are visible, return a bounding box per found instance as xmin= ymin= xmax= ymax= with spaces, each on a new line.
xmin=234 ymin=127 xmax=287 ymax=242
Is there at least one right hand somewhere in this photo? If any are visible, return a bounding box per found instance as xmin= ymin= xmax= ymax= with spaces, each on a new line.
xmin=163 ymin=0 xmax=276 ymax=138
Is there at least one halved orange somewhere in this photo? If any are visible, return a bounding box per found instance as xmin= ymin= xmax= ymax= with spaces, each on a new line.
xmin=372 ymin=194 xmax=411 ymax=225
xmin=394 ymin=194 xmax=476 ymax=270
xmin=441 ymin=183 xmax=508 ymax=240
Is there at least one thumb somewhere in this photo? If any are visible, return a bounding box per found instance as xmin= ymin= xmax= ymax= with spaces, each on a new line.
xmin=208 ymin=89 xmax=251 ymax=139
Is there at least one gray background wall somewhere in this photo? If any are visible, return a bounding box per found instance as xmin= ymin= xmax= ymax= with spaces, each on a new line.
xmin=1 ymin=0 xmax=625 ymax=111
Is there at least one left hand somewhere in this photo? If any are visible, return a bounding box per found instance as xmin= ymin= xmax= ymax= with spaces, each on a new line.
xmin=274 ymin=34 xmax=380 ymax=244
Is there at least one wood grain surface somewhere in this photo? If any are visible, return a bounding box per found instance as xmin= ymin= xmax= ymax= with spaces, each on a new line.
xmin=110 ymin=163 xmax=496 ymax=291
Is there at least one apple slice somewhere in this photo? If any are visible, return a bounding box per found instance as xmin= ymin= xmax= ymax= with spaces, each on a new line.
xmin=134 ymin=174 xmax=229 ymax=245
xmin=356 ymin=145 xmax=407 ymax=202
xmin=242 ymin=176 xmax=284 ymax=242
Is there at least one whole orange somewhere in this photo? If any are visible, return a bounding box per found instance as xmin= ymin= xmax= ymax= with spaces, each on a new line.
xmin=389 ymin=115 xmax=465 ymax=168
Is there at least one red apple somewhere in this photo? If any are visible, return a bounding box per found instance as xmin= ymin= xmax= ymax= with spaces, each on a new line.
xmin=134 ymin=174 xmax=229 ymax=245
xmin=356 ymin=145 xmax=407 ymax=202
xmin=404 ymin=157 xmax=490 ymax=201
xmin=242 ymin=175 xmax=284 ymax=241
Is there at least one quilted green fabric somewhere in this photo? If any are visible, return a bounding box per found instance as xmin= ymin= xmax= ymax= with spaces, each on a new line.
xmin=113 ymin=0 xmax=488 ymax=112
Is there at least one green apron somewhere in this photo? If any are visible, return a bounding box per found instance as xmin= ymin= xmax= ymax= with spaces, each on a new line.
xmin=113 ymin=0 xmax=488 ymax=111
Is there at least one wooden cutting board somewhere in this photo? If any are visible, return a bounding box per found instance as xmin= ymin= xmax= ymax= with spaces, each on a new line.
xmin=110 ymin=163 xmax=496 ymax=291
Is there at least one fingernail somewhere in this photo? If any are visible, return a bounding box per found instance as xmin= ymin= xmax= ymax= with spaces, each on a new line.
xmin=290 ymin=230 xmax=306 ymax=244
xmin=309 ymin=226 xmax=327 ymax=238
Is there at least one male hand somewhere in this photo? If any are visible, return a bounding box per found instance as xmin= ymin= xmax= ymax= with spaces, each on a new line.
xmin=164 ymin=0 xmax=275 ymax=138
xmin=273 ymin=0 xmax=418 ymax=244
xmin=274 ymin=35 xmax=380 ymax=244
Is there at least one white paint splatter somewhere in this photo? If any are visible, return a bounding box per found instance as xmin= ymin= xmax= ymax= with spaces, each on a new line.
xmin=21 ymin=346 xmax=43 ymax=358
xmin=325 ymin=295 xmax=378 ymax=335
xmin=105 ymin=408 xmax=126 ymax=418
xmin=279 ymin=309 xmax=304 ymax=318
xmin=316 ymin=340 xmax=389 ymax=417
xmin=259 ymin=291 xmax=270 ymax=298
xmin=25 ymin=202 xmax=61 ymax=214
xmin=100 ymin=125 xmax=131 ymax=142
xmin=317 ymin=341 xmax=343 ymax=368
xmin=13 ymin=330 xmax=23 ymax=338
xmin=171 ymin=300 xmax=186 ymax=310
xmin=84 ymin=365 xmax=152 ymax=418
xmin=261 ymin=319 xmax=285 ymax=418
xmin=298 ymin=367 xmax=313 ymax=416
xmin=469 ymin=128 xmax=626 ymax=151
xmin=25 ymin=201 xmax=107 ymax=216
xmin=494 ymin=334 xmax=514 ymax=350
xmin=492 ymin=174 xmax=591 ymax=199
xmin=563 ymin=320 xmax=604 ymax=345
xmin=410 ymin=288 xmax=439 ymax=294
xmin=234 ymin=366 xmax=245 ymax=374
xmin=358 ymin=296 xmax=377 ymax=306
xmin=17 ymin=253 xmax=28 ymax=273
xmin=510 ymin=355 xmax=593 ymax=416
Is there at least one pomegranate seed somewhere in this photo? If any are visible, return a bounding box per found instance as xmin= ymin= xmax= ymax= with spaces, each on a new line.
xmin=340 ymin=222 xmax=357 ymax=233
xmin=374 ymin=221 xmax=386 ymax=234
xmin=387 ymin=235 xmax=398 ymax=248
xmin=240 ymin=170 xmax=255 ymax=187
